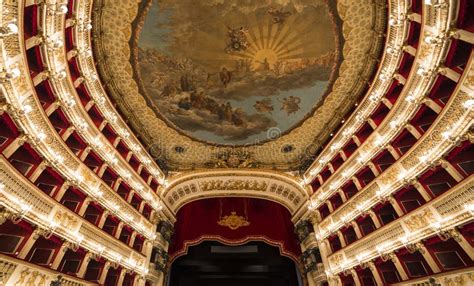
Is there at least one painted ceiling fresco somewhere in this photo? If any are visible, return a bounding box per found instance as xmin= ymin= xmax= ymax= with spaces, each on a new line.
xmin=135 ymin=0 xmax=341 ymax=145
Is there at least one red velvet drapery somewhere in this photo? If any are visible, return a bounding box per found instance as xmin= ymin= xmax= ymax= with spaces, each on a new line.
xmin=168 ymin=197 xmax=302 ymax=263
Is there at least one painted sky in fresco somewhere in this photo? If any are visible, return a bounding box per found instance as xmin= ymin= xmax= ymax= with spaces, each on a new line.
xmin=136 ymin=0 xmax=340 ymax=145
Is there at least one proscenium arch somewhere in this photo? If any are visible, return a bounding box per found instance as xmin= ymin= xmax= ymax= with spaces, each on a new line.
xmin=162 ymin=170 xmax=310 ymax=221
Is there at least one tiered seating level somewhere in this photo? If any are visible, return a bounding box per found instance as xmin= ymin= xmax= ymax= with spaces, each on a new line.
xmin=300 ymin=0 xmax=474 ymax=285
xmin=0 ymin=0 xmax=171 ymax=285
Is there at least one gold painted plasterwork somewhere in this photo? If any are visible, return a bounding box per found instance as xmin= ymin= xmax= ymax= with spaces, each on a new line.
xmin=200 ymin=180 xmax=268 ymax=192
xmin=217 ymin=212 xmax=251 ymax=230
xmin=162 ymin=170 xmax=309 ymax=215
xmin=91 ymin=0 xmax=385 ymax=171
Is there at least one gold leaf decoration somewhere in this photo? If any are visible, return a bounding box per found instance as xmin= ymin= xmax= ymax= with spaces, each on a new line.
xmin=217 ymin=212 xmax=250 ymax=230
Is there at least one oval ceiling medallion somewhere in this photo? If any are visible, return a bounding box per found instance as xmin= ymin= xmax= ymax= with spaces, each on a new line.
xmin=134 ymin=0 xmax=342 ymax=146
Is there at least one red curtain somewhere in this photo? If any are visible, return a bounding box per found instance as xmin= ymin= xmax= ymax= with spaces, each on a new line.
xmin=168 ymin=197 xmax=301 ymax=262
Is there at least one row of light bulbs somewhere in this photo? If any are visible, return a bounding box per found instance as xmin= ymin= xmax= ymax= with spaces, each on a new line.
xmin=68 ymin=11 xmax=166 ymax=184
xmin=316 ymin=92 xmax=471 ymax=241
xmin=303 ymin=11 xmax=456 ymax=215
xmin=302 ymin=3 xmax=411 ymax=184
xmin=0 ymin=180 xmax=150 ymax=276
xmin=6 ymin=3 xmax=167 ymax=187
xmin=328 ymin=199 xmax=472 ymax=276
xmin=36 ymin=10 xmax=166 ymax=214
xmin=305 ymin=3 xmax=466 ymax=239
xmin=2 ymin=35 xmax=157 ymax=242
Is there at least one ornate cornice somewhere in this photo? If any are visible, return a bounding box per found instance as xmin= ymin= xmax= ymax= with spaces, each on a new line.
xmin=299 ymin=0 xmax=466 ymax=225
xmin=327 ymin=178 xmax=474 ymax=274
xmin=162 ymin=170 xmax=308 ymax=216
xmin=0 ymin=157 xmax=148 ymax=275
xmin=310 ymin=39 xmax=473 ymax=240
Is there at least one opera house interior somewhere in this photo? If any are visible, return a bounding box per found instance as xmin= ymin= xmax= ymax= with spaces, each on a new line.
xmin=0 ymin=0 xmax=473 ymax=285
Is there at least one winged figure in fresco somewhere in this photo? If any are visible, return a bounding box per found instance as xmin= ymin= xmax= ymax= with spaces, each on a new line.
xmin=254 ymin=98 xmax=274 ymax=114
xmin=268 ymin=7 xmax=292 ymax=25
xmin=225 ymin=26 xmax=250 ymax=53
xmin=280 ymin=96 xmax=301 ymax=115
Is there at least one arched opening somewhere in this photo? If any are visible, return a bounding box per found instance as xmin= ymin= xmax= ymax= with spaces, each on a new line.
xmin=165 ymin=197 xmax=304 ymax=285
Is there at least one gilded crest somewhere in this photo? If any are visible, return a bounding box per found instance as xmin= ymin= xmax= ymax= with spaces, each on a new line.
xmin=217 ymin=212 xmax=250 ymax=230
xmin=405 ymin=209 xmax=435 ymax=232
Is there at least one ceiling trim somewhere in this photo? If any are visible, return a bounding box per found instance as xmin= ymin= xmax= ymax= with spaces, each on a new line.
xmin=162 ymin=170 xmax=309 ymax=216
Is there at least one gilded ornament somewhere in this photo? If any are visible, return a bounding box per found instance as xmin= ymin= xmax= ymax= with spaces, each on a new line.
xmin=199 ymin=179 xmax=267 ymax=192
xmin=217 ymin=212 xmax=250 ymax=230
xmin=404 ymin=209 xmax=435 ymax=232
xmin=54 ymin=210 xmax=79 ymax=229
xmin=208 ymin=151 xmax=259 ymax=169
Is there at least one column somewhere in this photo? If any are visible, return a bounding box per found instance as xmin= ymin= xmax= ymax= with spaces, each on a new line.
xmin=116 ymin=268 xmax=127 ymax=286
xmin=352 ymin=135 xmax=361 ymax=146
xmin=317 ymin=175 xmax=323 ymax=186
xmin=51 ymin=241 xmax=69 ymax=270
xmin=336 ymin=230 xmax=346 ymax=247
xmin=129 ymin=231 xmax=137 ymax=248
xmin=388 ymin=197 xmax=404 ymax=217
xmin=417 ymin=243 xmax=441 ymax=273
xmin=339 ymin=150 xmax=347 ymax=161
xmin=350 ymin=221 xmax=363 ymax=239
xmin=17 ymin=228 xmax=43 ymax=259
xmin=97 ymin=210 xmax=109 ymax=229
xmin=139 ymin=201 xmax=146 ymax=213
xmin=318 ymin=239 xmax=331 ymax=270
xmin=350 ymin=269 xmax=361 ymax=286
xmin=338 ymin=190 xmax=347 ymax=203
xmin=77 ymin=197 xmax=92 ymax=217
xmin=1 ymin=135 xmax=26 ymax=158
xmin=307 ymin=273 xmax=316 ymax=286
xmin=97 ymin=163 xmax=108 ymax=177
xmin=125 ymin=151 xmax=133 ymax=162
xmin=367 ymin=262 xmax=383 ymax=286
xmin=412 ymin=180 xmax=432 ymax=202
xmin=98 ymin=120 xmax=107 ymax=131
xmin=367 ymin=118 xmax=377 ymax=129
xmin=84 ymin=101 xmax=94 ymax=112
xmin=113 ymin=137 xmax=121 ymax=148
xmin=113 ymin=178 xmax=122 ymax=191
xmin=137 ymin=165 xmax=144 ymax=175
xmin=98 ymin=261 xmax=111 ymax=284
xmin=406 ymin=124 xmax=422 ymax=139
xmin=28 ymin=161 xmax=48 ymax=183
xmin=114 ymin=221 xmax=125 ymax=239
xmin=352 ymin=177 xmax=362 ymax=191
xmin=143 ymin=239 xmax=154 ymax=258
xmin=77 ymin=252 xmax=94 ymax=278
xmin=328 ymin=163 xmax=335 ymax=174
xmin=368 ymin=210 xmax=382 ymax=228
xmin=386 ymin=145 xmax=401 ymax=160
xmin=53 ymin=182 xmax=70 ymax=201
xmin=79 ymin=146 xmax=92 ymax=161
xmin=448 ymin=229 xmax=474 ymax=260
xmin=327 ymin=201 xmax=334 ymax=213
xmin=126 ymin=190 xmax=135 ymax=204
xmin=367 ymin=162 xmax=380 ymax=176
xmin=440 ymin=159 xmax=464 ymax=182
xmin=388 ymin=253 xmax=408 ymax=280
